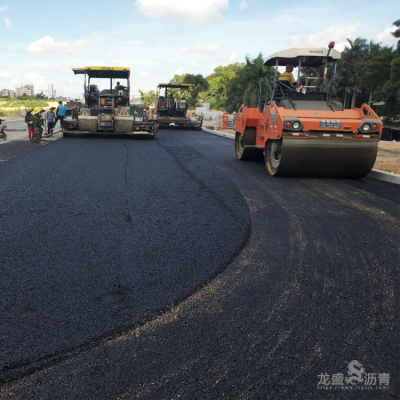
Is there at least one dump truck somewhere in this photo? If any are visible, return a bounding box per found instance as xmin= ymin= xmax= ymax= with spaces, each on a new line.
xmin=156 ymin=83 xmax=202 ymax=129
xmin=235 ymin=42 xmax=383 ymax=178
xmin=63 ymin=67 xmax=158 ymax=137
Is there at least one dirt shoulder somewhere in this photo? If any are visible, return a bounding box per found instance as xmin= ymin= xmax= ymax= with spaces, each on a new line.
xmin=375 ymin=143 xmax=400 ymax=174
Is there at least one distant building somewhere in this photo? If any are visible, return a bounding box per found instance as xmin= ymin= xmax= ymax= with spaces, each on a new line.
xmin=48 ymin=84 xmax=55 ymax=98
xmin=16 ymin=85 xmax=34 ymax=97
xmin=1 ymin=89 xmax=15 ymax=98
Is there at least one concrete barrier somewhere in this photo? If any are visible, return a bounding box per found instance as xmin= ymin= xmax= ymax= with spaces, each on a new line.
xmin=202 ymin=127 xmax=234 ymax=140
xmin=368 ymin=170 xmax=400 ymax=185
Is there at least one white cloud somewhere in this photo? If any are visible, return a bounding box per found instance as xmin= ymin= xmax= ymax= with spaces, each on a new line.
xmin=135 ymin=0 xmax=228 ymax=23
xmin=194 ymin=42 xmax=219 ymax=54
xmin=0 ymin=70 xmax=12 ymax=78
xmin=239 ymin=1 xmax=248 ymax=10
xmin=27 ymin=32 xmax=104 ymax=54
xmin=229 ymin=52 xmax=238 ymax=63
xmin=374 ymin=25 xmax=398 ymax=46
xmin=289 ymin=23 xmax=361 ymax=52
xmin=174 ymin=68 xmax=186 ymax=75
xmin=24 ymin=71 xmax=47 ymax=92
xmin=4 ymin=16 xmax=12 ymax=28
xmin=0 ymin=4 xmax=7 ymax=11
xmin=180 ymin=41 xmax=220 ymax=55
xmin=10 ymin=78 xmax=20 ymax=87
xmin=139 ymin=71 xmax=151 ymax=76
xmin=188 ymin=61 xmax=198 ymax=66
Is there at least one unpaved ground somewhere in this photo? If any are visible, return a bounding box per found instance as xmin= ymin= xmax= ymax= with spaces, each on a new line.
xmin=375 ymin=144 xmax=400 ymax=174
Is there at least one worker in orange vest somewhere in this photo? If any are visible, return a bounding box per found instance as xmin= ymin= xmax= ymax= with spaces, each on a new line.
xmin=222 ymin=112 xmax=228 ymax=129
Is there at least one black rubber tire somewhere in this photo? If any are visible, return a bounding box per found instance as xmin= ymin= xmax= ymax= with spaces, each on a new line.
xmin=265 ymin=140 xmax=282 ymax=176
xmin=235 ymin=128 xmax=263 ymax=161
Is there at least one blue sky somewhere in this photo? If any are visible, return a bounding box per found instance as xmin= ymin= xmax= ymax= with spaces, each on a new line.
xmin=0 ymin=0 xmax=398 ymax=99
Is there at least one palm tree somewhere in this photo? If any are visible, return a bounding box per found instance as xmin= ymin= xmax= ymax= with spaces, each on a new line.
xmin=391 ymin=19 xmax=400 ymax=53
xmin=226 ymin=54 xmax=275 ymax=112
xmin=338 ymin=38 xmax=369 ymax=108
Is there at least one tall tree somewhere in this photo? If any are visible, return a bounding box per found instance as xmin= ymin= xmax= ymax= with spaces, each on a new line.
xmin=138 ymin=89 xmax=157 ymax=106
xmin=392 ymin=19 xmax=400 ymax=53
xmin=225 ymin=54 xmax=275 ymax=113
xmin=201 ymin=63 xmax=243 ymax=109
xmin=338 ymin=38 xmax=369 ymax=108
xmin=169 ymin=74 xmax=209 ymax=106
xmin=382 ymin=19 xmax=400 ymax=120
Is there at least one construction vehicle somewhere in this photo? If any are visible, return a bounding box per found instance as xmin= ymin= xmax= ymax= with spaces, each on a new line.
xmin=235 ymin=42 xmax=383 ymax=178
xmin=63 ymin=67 xmax=158 ymax=137
xmin=156 ymin=83 xmax=202 ymax=129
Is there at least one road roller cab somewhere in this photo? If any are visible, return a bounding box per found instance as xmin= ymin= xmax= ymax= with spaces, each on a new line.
xmin=235 ymin=42 xmax=383 ymax=178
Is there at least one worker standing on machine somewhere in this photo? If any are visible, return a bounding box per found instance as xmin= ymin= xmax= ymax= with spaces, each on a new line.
xmin=72 ymin=106 xmax=79 ymax=120
xmin=279 ymin=64 xmax=297 ymax=86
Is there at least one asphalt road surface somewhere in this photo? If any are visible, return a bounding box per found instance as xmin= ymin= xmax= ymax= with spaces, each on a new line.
xmin=0 ymin=130 xmax=399 ymax=399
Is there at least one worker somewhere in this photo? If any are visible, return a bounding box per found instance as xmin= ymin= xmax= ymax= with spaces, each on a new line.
xmin=232 ymin=111 xmax=237 ymax=129
xmin=279 ymin=64 xmax=296 ymax=86
xmin=55 ymin=101 xmax=67 ymax=129
xmin=72 ymin=106 xmax=79 ymax=120
xmin=222 ymin=112 xmax=228 ymax=129
xmin=25 ymin=108 xmax=35 ymax=141
xmin=45 ymin=107 xmax=56 ymax=137
xmin=33 ymin=108 xmax=44 ymax=143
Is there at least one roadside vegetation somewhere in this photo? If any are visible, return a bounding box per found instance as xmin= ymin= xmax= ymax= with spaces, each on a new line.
xmin=0 ymin=98 xmax=50 ymax=108
xmin=138 ymin=20 xmax=399 ymax=120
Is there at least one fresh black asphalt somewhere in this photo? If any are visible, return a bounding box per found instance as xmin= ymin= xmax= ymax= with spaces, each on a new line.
xmin=0 ymin=130 xmax=399 ymax=399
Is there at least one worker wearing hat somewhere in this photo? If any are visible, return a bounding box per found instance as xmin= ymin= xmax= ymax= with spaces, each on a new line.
xmin=33 ymin=108 xmax=45 ymax=143
xmin=279 ymin=64 xmax=296 ymax=86
xmin=25 ymin=108 xmax=35 ymax=141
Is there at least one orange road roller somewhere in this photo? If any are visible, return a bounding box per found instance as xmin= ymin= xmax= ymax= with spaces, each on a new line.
xmin=235 ymin=42 xmax=383 ymax=178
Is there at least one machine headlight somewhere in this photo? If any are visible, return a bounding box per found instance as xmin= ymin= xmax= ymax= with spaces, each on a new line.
xmin=362 ymin=124 xmax=370 ymax=131
xmin=293 ymin=122 xmax=300 ymax=130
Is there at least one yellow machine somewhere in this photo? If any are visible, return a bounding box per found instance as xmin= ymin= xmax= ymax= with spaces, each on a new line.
xmin=63 ymin=67 xmax=158 ymax=137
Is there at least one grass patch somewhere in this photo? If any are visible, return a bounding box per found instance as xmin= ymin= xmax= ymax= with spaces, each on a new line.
xmin=0 ymin=99 xmax=49 ymax=108
xmin=0 ymin=108 xmax=20 ymax=117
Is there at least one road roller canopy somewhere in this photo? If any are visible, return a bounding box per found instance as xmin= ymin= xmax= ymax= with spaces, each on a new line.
xmin=72 ymin=67 xmax=130 ymax=79
xmin=264 ymin=48 xmax=341 ymax=67
xmin=158 ymin=83 xmax=191 ymax=89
